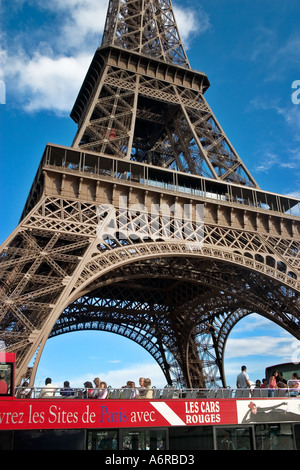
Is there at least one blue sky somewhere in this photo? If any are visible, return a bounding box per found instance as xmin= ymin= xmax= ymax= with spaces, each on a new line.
xmin=1 ymin=0 xmax=300 ymax=389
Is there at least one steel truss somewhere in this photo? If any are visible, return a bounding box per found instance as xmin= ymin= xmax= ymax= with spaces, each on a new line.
xmin=1 ymin=0 xmax=300 ymax=387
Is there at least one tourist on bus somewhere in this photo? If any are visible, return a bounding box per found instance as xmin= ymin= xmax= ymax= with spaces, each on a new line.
xmin=260 ymin=378 xmax=268 ymax=388
xmin=97 ymin=381 xmax=108 ymax=399
xmin=39 ymin=377 xmax=58 ymax=398
xmin=236 ymin=366 xmax=250 ymax=389
xmin=0 ymin=372 xmax=8 ymax=394
xmin=289 ymin=373 xmax=300 ymax=396
xmin=83 ymin=381 xmax=94 ymax=399
xmin=254 ymin=380 xmax=261 ymax=388
xmin=60 ymin=381 xmax=74 ymax=397
xmin=92 ymin=377 xmax=101 ymax=398
xmin=18 ymin=381 xmax=32 ymax=398
xmin=276 ymin=372 xmax=287 ymax=388
xmin=122 ymin=380 xmax=138 ymax=398
xmin=268 ymin=370 xmax=279 ymax=397
xmin=137 ymin=378 xmax=153 ymax=399
xmin=135 ymin=377 xmax=146 ymax=397
xmin=130 ymin=382 xmax=139 ymax=398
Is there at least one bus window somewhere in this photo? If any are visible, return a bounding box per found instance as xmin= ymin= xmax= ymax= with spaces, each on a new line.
xmin=121 ymin=428 xmax=166 ymax=450
xmin=13 ymin=429 xmax=86 ymax=450
xmin=87 ymin=430 xmax=119 ymax=450
xmin=294 ymin=424 xmax=300 ymax=450
xmin=254 ymin=424 xmax=294 ymax=450
xmin=0 ymin=363 xmax=13 ymax=396
xmin=215 ymin=427 xmax=253 ymax=450
xmin=0 ymin=431 xmax=13 ymax=450
xmin=169 ymin=426 xmax=213 ymax=450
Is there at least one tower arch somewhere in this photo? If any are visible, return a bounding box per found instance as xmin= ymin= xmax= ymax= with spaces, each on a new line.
xmin=1 ymin=0 xmax=300 ymax=388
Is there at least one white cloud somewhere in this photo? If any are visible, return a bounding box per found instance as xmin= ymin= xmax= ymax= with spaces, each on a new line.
xmin=229 ymin=313 xmax=277 ymax=334
xmin=95 ymin=362 xmax=166 ymax=389
xmin=4 ymin=52 xmax=91 ymax=114
xmin=0 ymin=48 xmax=6 ymax=80
xmin=285 ymin=190 xmax=300 ymax=199
xmin=45 ymin=0 xmax=108 ymax=52
xmin=1 ymin=1 xmax=210 ymax=114
xmin=225 ymin=336 xmax=294 ymax=360
xmin=248 ymin=98 xmax=300 ymax=174
xmin=279 ymin=105 xmax=300 ymax=137
xmin=254 ymin=151 xmax=281 ymax=174
xmin=39 ymin=361 xmax=166 ymax=389
xmin=250 ymin=97 xmax=300 ymax=130
xmin=277 ymin=35 xmax=300 ymax=66
xmin=225 ymin=314 xmax=295 ymax=360
xmin=224 ymin=335 xmax=298 ymax=387
xmin=173 ymin=3 xmax=210 ymax=48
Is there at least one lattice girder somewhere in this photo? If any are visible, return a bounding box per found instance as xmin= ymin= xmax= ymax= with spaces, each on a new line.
xmin=47 ymin=256 xmax=300 ymax=387
xmin=2 ymin=170 xmax=300 ymax=380
xmin=53 ymin=296 xmax=176 ymax=385
xmin=1 ymin=189 xmax=300 ymax=386
xmin=101 ymin=0 xmax=190 ymax=67
xmin=1 ymin=205 xmax=299 ymax=383
xmin=71 ymin=44 xmax=258 ymax=186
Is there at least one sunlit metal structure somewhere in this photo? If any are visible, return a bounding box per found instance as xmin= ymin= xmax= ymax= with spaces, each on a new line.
xmin=1 ymin=0 xmax=300 ymax=388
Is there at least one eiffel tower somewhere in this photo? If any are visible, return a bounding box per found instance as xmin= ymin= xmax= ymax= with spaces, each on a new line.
xmin=1 ymin=0 xmax=300 ymax=389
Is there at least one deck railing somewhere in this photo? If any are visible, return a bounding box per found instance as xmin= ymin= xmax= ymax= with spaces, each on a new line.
xmin=14 ymin=384 xmax=300 ymax=399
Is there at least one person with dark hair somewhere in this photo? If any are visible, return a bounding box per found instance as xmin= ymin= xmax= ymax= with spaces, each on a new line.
xmin=60 ymin=380 xmax=74 ymax=397
xmin=260 ymin=378 xmax=268 ymax=388
xmin=83 ymin=381 xmax=94 ymax=399
xmin=268 ymin=370 xmax=279 ymax=397
xmin=97 ymin=381 xmax=108 ymax=399
xmin=39 ymin=377 xmax=58 ymax=398
xmin=236 ymin=366 xmax=250 ymax=389
xmin=0 ymin=372 xmax=8 ymax=394
xmin=276 ymin=371 xmax=287 ymax=388
xmin=289 ymin=373 xmax=300 ymax=396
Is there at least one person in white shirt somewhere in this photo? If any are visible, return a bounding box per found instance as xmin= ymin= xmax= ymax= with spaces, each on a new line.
xmin=236 ymin=366 xmax=250 ymax=388
xmin=39 ymin=377 xmax=58 ymax=397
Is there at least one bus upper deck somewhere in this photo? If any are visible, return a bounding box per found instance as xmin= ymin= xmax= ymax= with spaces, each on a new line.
xmin=1 ymin=352 xmax=300 ymax=450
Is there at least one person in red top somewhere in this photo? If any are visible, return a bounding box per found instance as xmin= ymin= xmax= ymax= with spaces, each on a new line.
xmin=268 ymin=370 xmax=279 ymax=397
xmin=260 ymin=378 xmax=268 ymax=388
xmin=0 ymin=372 xmax=8 ymax=394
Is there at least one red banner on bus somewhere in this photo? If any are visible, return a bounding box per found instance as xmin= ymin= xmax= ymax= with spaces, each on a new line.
xmin=0 ymin=398 xmax=238 ymax=430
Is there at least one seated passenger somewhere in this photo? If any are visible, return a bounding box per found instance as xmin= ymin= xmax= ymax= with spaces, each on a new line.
xmin=260 ymin=378 xmax=268 ymax=388
xmin=130 ymin=381 xmax=138 ymax=398
xmin=60 ymin=381 xmax=74 ymax=397
xmin=39 ymin=378 xmax=58 ymax=398
xmin=97 ymin=381 xmax=108 ymax=399
xmin=136 ymin=377 xmax=145 ymax=397
xmin=122 ymin=380 xmax=137 ymax=398
xmin=276 ymin=371 xmax=287 ymax=388
xmin=289 ymin=373 xmax=300 ymax=396
xmin=0 ymin=372 xmax=8 ymax=394
xmin=18 ymin=381 xmax=31 ymax=398
xmin=92 ymin=377 xmax=101 ymax=398
xmin=122 ymin=380 xmax=133 ymax=388
xmin=254 ymin=380 xmax=261 ymax=388
xmin=83 ymin=381 xmax=94 ymax=399
xmin=137 ymin=378 xmax=153 ymax=399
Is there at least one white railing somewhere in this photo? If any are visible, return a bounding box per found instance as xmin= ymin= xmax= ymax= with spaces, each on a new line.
xmin=14 ymin=384 xmax=300 ymax=399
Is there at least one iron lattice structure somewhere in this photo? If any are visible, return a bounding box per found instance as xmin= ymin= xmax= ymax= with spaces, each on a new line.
xmin=1 ymin=0 xmax=300 ymax=388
